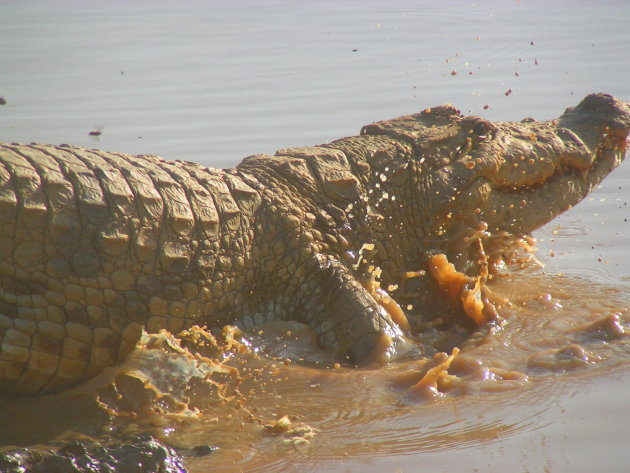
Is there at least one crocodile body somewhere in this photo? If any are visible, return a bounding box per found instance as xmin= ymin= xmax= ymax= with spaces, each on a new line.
xmin=1 ymin=93 xmax=629 ymax=394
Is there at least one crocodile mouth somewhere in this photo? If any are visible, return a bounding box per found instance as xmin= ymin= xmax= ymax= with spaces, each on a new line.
xmin=475 ymin=133 xmax=628 ymax=234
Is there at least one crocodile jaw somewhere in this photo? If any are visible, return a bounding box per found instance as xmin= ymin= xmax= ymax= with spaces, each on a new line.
xmin=471 ymin=137 xmax=627 ymax=234
xmin=432 ymin=94 xmax=630 ymax=236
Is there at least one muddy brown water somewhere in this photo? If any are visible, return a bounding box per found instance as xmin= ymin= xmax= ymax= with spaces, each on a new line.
xmin=1 ymin=2 xmax=630 ymax=472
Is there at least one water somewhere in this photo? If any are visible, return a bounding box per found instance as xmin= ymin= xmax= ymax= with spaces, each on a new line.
xmin=1 ymin=1 xmax=630 ymax=472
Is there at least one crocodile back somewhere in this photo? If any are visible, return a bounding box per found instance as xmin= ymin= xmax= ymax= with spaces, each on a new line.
xmin=0 ymin=143 xmax=260 ymax=394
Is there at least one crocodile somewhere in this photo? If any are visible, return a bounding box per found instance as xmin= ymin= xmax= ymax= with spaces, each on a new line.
xmin=0 ymin=93 xmax=628 ymax=395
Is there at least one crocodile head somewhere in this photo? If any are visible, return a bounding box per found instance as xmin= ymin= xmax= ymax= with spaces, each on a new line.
xmin=361 ymin=93 xmax=630 ymax=270
xmin=439 ymin=93 xmax=630 ymax=235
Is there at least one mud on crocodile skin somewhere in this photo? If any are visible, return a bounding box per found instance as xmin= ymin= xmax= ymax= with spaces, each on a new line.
xmin=0 ymin=93 xmax=629 ymax=395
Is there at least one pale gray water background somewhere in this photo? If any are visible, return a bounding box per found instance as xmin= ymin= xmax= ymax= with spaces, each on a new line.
xmin=1 ymin=1 xmax=630 ymax=472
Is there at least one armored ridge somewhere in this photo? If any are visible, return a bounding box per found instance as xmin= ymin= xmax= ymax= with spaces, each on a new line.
xmin=0 ymin=93 xmax=629 ymax=394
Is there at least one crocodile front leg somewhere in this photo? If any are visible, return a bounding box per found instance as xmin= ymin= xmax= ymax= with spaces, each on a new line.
xmin=297 ymin=254 xmax=412 ymax=364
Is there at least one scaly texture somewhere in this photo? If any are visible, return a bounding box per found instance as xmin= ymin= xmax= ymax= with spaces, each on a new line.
xmin=0 ymin=93 xmax=629 ymax=394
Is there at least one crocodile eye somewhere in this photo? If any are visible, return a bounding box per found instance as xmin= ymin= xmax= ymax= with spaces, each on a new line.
xmin=473 ymin=122 xmax=489 ymax=137
xmin=462 ymin=116 xmax=496 ymax=141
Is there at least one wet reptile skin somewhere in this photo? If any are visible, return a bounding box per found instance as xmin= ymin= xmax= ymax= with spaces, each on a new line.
xmin=0 ymin=93 xmax=629 ymax=394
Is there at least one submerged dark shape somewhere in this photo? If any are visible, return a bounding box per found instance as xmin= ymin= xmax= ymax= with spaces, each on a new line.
xmin=0 ymin=436 xmax=188 ymax=473
xmin=0 ymin=93 xmax=628 ymax=395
